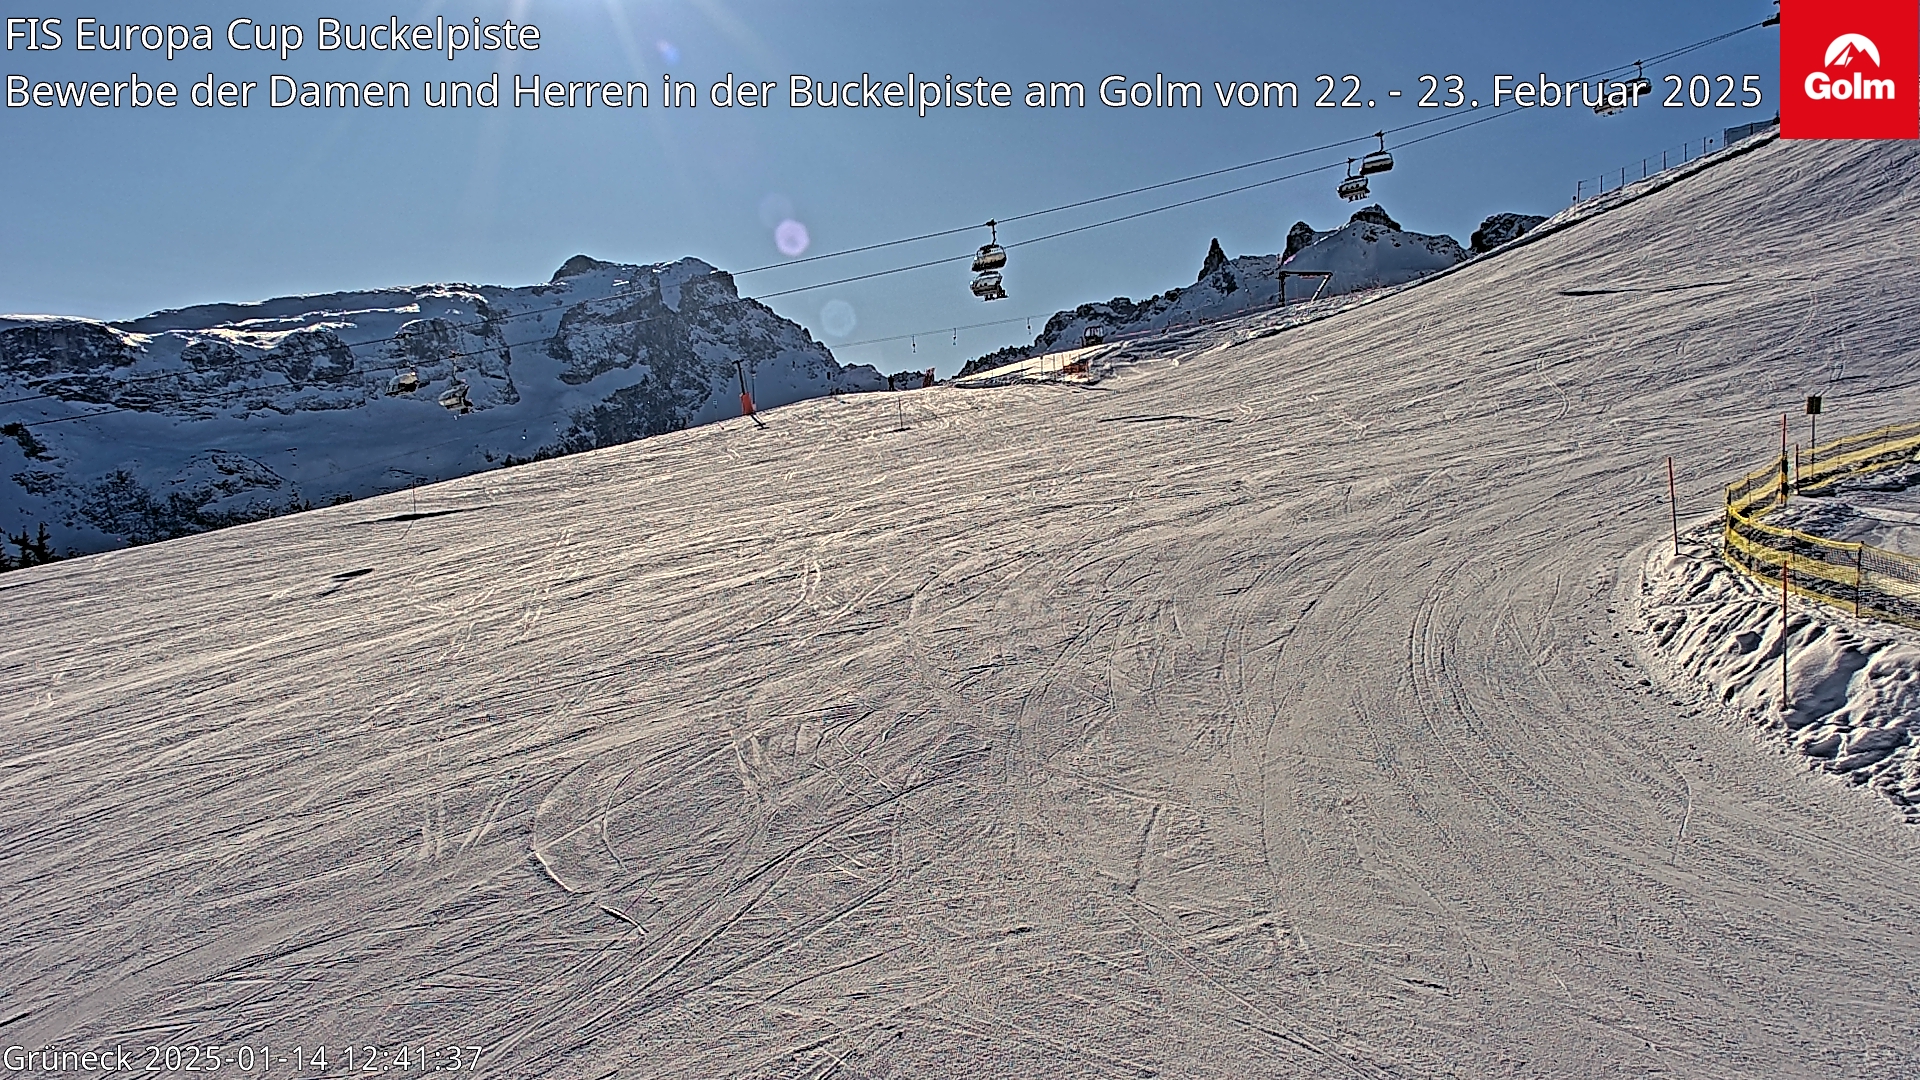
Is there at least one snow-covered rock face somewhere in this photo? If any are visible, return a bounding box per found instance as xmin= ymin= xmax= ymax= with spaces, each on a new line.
xmin=1344 ymin=203 xmax=1401 ymax=230
xmin=1196 ymin=238 xmax=1230 ymax=282
xmin=1279 ymin=206 xmax=1467 ymax=288
xmin=0 ymin=258 xmax=885 ymax=554
xmin=967 ymin=208 xmax=1473 ymax=369
xmin=1470 ymin=213 xmax=1549 ymax=254
xmin=1283 ymin=220 xmax=1322 ymax=261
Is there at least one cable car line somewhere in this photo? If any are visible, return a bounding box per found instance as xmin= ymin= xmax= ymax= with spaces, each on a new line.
xmin=749 ymin=153 xmax=1346 ymax=303
xmin=728 ymin=17 xmax=1768 ymax=279
xmin=1 ymin=16 xmax=1776 ymax=426
xmin=0 ymin=103 xmax=1670 ymax=419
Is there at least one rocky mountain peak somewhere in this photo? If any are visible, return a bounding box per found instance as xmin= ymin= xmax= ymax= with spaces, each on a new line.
xmin=1347 ymin=204 xmax=1401 ymax=230
xmin=1284 ymin=221 xmax=1319 ymax=261
xmin=553 ymin=254 xmax=618 ymax=280
xmin=1197 ymin=238 xmax=1229 ymax=283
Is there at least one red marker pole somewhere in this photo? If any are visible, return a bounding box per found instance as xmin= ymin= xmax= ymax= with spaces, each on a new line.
xmin=734 ymin=360 xmax=755 ymax=417
xmin=1668 ymin=457 xmax=1680 ymax=554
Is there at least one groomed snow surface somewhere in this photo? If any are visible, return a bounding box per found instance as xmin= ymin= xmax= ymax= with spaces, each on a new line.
xmin=4 ymin=135 xmax=1920 ymax=1078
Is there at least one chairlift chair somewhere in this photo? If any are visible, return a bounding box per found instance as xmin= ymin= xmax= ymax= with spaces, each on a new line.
xmin=1594 ymin=63 xmax=1650 ymax=116
xmin=970 ymin=271 xmax=1007 ymax=301
xmin=971 ymin=218 xmax=1008 ymax=273
xmin=969 ymin=220 xmax=1008 ymax=298
xmin=438 ymin=381 xmax=472 ymax=414
xmin=1337 ymin=160 xmax=1370 ymax=202
xmin=971 ymin=245 xmax=1006 ymax=273
xmin=1359 ymin=132 xmax=1394 ymax=176
xmin=1628 ymin=62 xmax=1653 ymax=100
xmin=1082 ymin=326 xmax=1104 ymax=347
xmin=386 ymin=370 xmax=420 ymax=395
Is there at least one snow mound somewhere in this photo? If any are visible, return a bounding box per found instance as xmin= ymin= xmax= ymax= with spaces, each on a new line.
xmin=1628 ymin=536 xmax=1920 ymax=820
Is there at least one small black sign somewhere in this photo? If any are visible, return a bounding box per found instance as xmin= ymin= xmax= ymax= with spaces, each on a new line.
xmin=1806 ymin=395 xmax=1822 ymax=415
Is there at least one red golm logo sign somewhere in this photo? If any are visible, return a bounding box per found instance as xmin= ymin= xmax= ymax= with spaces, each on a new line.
xmin=1780 ymin=0 xmax=1917 ymax=139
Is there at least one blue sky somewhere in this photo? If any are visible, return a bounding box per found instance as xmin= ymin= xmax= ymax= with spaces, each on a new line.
xmin=1 ymin=1 xmax=1780 ymax=373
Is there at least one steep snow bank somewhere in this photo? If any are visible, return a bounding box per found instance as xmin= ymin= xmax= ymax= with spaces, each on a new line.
xmin=1627 ymin=534 xmax=1920 ymax=821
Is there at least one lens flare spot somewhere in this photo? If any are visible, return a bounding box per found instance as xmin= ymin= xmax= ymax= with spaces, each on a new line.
xmin=820 ymin=299 xmax=857 ymax=338
xmin=775 ymin=219 xmax=810 ymax=257
xmin=655 ymin=40 xmax=679 ymax=64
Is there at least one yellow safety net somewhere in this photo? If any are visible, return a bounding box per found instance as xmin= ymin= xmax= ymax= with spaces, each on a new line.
xmin=1722 ymin=421 xmax=1920 ymax=627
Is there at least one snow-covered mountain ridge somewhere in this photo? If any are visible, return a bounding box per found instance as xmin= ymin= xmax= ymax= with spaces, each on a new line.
xmin=963 ymin=207 xmax=1540 ymax=373
xmin=0 ymin=256 xmax=885 ymax=553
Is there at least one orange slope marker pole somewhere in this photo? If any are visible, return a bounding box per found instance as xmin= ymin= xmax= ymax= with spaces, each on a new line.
xmin=733 ymin=359 xmax=755 ymax=417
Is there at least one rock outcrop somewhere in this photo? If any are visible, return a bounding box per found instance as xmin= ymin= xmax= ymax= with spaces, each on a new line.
xmin=1284 ymin=221 xmax=1322 ymax=261
xmin=1470 ymin=213 xmax=1548 ymax=254
xmin=1347 ymin=204 xmax=1401 ymax=230
xmin=1197 ymin=238 xmax=1230 ymax=282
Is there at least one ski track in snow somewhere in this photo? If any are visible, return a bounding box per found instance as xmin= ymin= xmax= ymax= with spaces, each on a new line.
xmin=3 ymin=136 xmax=1919 ymax=1078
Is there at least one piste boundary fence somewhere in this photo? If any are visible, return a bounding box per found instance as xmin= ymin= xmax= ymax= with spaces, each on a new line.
xmin=1573 ymin=119 xmax=1777 ymax=204
xmin=1722 ymin=421 xmax=1920 ymax=628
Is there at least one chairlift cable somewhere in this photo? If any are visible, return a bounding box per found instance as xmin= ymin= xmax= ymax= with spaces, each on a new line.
xmin=2 ymin=18 xmax=1774 ymax=424
xmin=727 ymin=17 xmax=1765 ymax=277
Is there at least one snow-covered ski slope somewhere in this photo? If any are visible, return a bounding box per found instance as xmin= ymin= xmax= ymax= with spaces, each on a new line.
xmin=4 ymin=134 xmax=1918 ymax=1078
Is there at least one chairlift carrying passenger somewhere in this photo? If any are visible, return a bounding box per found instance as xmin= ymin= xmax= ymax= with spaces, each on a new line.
xmin=971 ymin=221 xmax=1007 ymax=273
xmin=1082 ymin=326 xmax=1104 ymax=347
xmin=1359 ymin=132 xmax=1394 ymax=176
xmin=970 ymin=271 xmax=1007 ymax=301
xmin=438 ymin=380 xmax=472 ymax=414
xmin=1628 ymin=63 xmax=1653 ymax=99
xmin=969 ymin=220 xmax=1008 ymax=301
xmin=1337 ymin=159 xmax=1370 ymax=202
xmin=1594 ymin=62 xmax=1651 ymax=116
